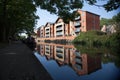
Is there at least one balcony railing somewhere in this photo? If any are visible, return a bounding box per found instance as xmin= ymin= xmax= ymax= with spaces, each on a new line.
xmin=46 ymin=47 xmax=49 ymax=50
xmin=56 ymin=32 xmax=63 ymax=36
xmin=75 ymin=50 xmax=80 ymax=55
xmin=45 ymin=51 xmax=50 ymax=54
xmin=56 ymin=53 xmax=63 ymax=59
xmin=45 ymin=49 xmax=50 ymax=53
xmin=45 ymin=26 xmax=50 ymax=29
xmin=74 ymin=22 xmax=81 ymax=27
xmin=46 ymin=36 xmax=49 ymax=38
xmin=56 ymin=27 xmax=62 ymax=31
xmin=75 ymin=28 xmax=80 ymax=32
xmin=45 ymin=34 xmax=50 ymax=37
xmin=45 ymin=30 xmax=50 ymax=33
xmin=56 ymin=22 xmax=64 ymax=26
xmin=75 ymin=16 xmax=80 ymax=20
xmin=56 ymin=49 xmax=63 ymax=53
xmin=74 ymin=64 xmax=82 ymax=70
xmin=75 ymin=58 xmax=82 ymax=64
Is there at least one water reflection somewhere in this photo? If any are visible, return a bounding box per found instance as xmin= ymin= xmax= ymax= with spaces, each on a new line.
xmin=35 ymin=42 xmax=120 ymax=80
xmin=36 ymin=42 xmax=101 ymax=75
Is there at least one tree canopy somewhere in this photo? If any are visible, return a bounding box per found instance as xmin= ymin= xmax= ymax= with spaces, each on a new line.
xmin=0 ymin=0 xmax=120 ymax=42
xmin=100 ymin=12 xmax=120 ymax=31
xmin=100 ymin=18 xmax=113 ymax=28
xmin=112 ymin=12 xmax=120 ymax=31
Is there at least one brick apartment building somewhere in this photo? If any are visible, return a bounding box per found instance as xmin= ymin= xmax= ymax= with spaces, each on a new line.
xmin=37 ymin=10 xmax=100 ymax=42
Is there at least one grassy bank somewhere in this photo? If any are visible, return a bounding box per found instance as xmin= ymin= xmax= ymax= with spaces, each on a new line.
xmin=73 ymin=30 xmax=120 ymax=48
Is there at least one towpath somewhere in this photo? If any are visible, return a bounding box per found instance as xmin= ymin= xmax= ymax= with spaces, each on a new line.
xmin=0 ymin=41 xmax=52 ymax=80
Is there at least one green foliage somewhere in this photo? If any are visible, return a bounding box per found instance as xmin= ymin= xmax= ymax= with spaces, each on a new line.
xmin=0 ymin=0 xmax=119 ymax=42
xmin=0 ymin=0 xmax=39 ymax=42
xmin=108 ymin=32 xmax=120 ymax=47
xmin=34 ymin=0 xmax=120 ymax=22
xmin=74 ymin=42 xmax=120 ymax=67
xmin=113 ymin=12 xmax=120 ymax=22
xmin=112 ymin=12 xmax=120 ymax=31
xmin=73 ymin=30 xmax=105 ymax=44
xmin=100 ymin=18 xmax=113 ymax=28
xmin=103 ymin=0 xmax=120 ymax=11
xmin=73 ymin=31 xmax=120 ymax=48
xmin=100 ymin=12 xmax=120 ymax=32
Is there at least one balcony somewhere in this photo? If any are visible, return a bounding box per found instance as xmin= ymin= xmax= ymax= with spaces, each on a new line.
xmin=75 ymin=58 xmax=82 ymax=64
xmin=56 ymin=32 xmax=63 ymax=36
xmin=45 ymin=49 xmax=50 ymax=53
xmin=45 ymin=45 xmax=49 ymax=47
xmin=45 ymin=26 xmax=50 ymax=29
xmin=75 ymin=50 xmax=80 ymax=55
xmin=75 ymin=28 xmax=80 ymax=33
xmin=45 ymin=51 xmax=50 ymax=54
xmin=45 ymin=34 xmax=50 ymax=37
xmin=56 ymin=27 xmax=63 ymax=31
xmin=45 ymin=30 xmax=50 ymax=33
xmin=56 ymin=22 xmax=64 ymax=26
xmin=46 ymin=36 xmax=49 ymax=37
xmin=46 ymin=47 xmax=49 ymax=50
xmin=75 ymin=16 xmax=80 ymax=20
xmin=74 ymin=63 xmax=82 ymax=70
xmin=74 ymin=21 xmax=81 ymax=27
xmin=56 ymin=53 xmax=63 ymax=59
xmin=56 ymin=49 xmax=63 ymax=53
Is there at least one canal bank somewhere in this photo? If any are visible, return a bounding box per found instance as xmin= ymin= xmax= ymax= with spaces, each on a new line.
xmin=0 ymin=41 xmax=52 ymax=80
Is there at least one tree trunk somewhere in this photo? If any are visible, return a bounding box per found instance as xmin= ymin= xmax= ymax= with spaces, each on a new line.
xmin=3 ymin=27 xmax=7 ymax=42
xmin=2 ymin=0 xmax=7 ymax=42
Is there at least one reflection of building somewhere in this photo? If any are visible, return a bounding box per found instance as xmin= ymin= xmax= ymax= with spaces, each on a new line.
xmin=70 ymin=52 xmax=101 ymax=75
xmin=45 ymin=45 xmax=51 ymax=59
xmin=37 ymin=10 xmax=100 ymax=42
xmin=37 ymin=42 xmax=101 ymax=75
xmin=37 ymin=44 xmax=45 ymax=56
xmin=55 ymin=46 xmax=64 ymax=61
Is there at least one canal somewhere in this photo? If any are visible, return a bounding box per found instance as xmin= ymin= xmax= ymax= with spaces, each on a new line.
xmin=34 ymin=42 xmax=120 ymax=80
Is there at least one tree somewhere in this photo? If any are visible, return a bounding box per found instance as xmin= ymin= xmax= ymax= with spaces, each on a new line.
xmin=100 ymin=12 xmax=120 ymax=31
xmin=103 ymin=0 xmax=120 ymax=11
xmin=112 ymin=12 xmax=120 ymax=31
xmin=100 ymin=18 xmax=113 ymax=28
xmin=0 ymin=0 xmax=120 ymax=42
xmin=0 ymin=0 xmax=38 ymax=42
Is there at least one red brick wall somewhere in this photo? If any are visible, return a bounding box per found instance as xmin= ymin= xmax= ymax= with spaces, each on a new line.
xmin=50 ymin=24 xmax=54 ymax=37
xmin=37 ymin=29 xmax=40 ymax=37
xmin=86 ymin=12 xmax=100 ymax=31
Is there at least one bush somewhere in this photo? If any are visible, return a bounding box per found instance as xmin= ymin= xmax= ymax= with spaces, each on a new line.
xmin=108 ymin=32 xmax=120 ymax=47
xmin=73 ymin=30 xmax=120 ymax=47
xmin=93 ymin=40 xmax=102 ymax=47
xmin=73 ymin=30 xmax=105 ymax=45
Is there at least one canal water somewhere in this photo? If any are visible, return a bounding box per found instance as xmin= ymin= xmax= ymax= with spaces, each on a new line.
xmin=34 ymin=42 xmax=120 ymax=80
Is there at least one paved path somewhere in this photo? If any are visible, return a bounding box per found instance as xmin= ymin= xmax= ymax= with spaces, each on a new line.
xmin=0 ymin=41 xmax=52 ymax=80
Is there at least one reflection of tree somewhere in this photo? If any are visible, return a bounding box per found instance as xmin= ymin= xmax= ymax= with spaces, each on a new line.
xmin=102 ymin=53 xmax=120 ymax=68
xmin=114 ymin=57 xmax=120 ymax=68
xmin=110 ymin=47 xmax=120 ymax=68
xmin=74 ymin=44 xmax=110 ymax=55
xmin=74 ymin=44 xmax=120 ymax=68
